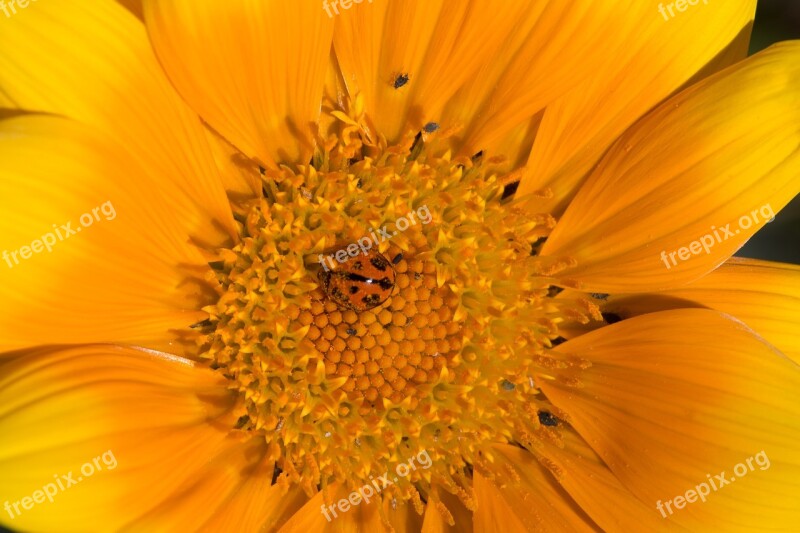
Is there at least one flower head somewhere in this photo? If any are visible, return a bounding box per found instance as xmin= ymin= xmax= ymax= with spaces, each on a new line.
xmin=0 ymin=1 xmax=799 ymax=531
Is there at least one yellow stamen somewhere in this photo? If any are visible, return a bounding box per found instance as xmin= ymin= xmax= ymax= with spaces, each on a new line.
xmin=194 ymin=96 xmax=599 ymax=510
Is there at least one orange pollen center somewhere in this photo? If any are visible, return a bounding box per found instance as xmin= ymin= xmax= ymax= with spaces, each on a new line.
xmin=303 ymin=242 xmax=461 ymax=410
xmin=192 ymin=99 xmax=602 ymax=512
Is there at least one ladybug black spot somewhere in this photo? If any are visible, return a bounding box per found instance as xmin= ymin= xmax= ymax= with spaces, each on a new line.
xmin=349 ymin=286 xmax=359 ymax=294
xmin=370 ymin=256 xmax=389 ymax=271
xmin=363 ymin=294 xmax=381 ymax=307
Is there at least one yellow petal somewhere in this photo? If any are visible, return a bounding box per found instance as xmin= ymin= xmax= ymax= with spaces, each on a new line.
xmin=196 ymin=458 xmax=308 ymax=532
xmin=540 ymin=42 xmax=800 ymax=293
xmin=0 ymin=116 xmax=211 ymax=352
xmin=0 ymin=345 xmax=272 ymax=532
xmin=599 ymin=257 xmax=800 ymax=364
xmin=116 ymin=0 xmax=143 ymax=20
xmin=540 ymin=309 xmax=800 ymax=530
xmin=333 ymin=1 xmax=538 ymax=143
xmin=0 ymin=0 xmax=235 ymax=243
xmin=143 ymin=0 xmax=334 ymax=167
xmin=473 ymin=445 xmax=598 ymax=531
xmin=516 ymin=2 xmax=756 ymax=213
xmin=131 ymin=455 xmax=307 ymax=531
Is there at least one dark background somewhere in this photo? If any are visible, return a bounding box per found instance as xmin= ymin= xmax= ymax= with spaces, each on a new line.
xmin=740 ymin=0 xmax=800 ymax=263
xmin=0 ymin=3 xmax=797 ymax=533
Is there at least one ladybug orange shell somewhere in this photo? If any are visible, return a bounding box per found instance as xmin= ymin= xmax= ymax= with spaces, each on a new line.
xmin=318 ymin=251 xmax=396 ymax=312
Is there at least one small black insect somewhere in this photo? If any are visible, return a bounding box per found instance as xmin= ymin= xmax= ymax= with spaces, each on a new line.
xmin=550 ymin=336 xmax=567 ymax=347
xmin=392 ymin=253 xmax=403 ymax=265
xmin=190 ymin=318 xmax=213 ymax=329
xmin=346 ymin=328 xmax=357 ymax=336
xmin=394 ymin=73 xmax=410 ymax=89
xmin=500 ymin=379 xmax=515 ymax=391
xmin=501 ymin=181 xmax=520 ymax=200
xmin=538 ymin=411 xmax=559 ymax=427
xmin=423 ymin=122 xmax=439 ymax=133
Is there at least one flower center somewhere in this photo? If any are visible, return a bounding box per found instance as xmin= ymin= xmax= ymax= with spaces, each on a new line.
xmin=194 ymin=97 xmax=600 ymax=517
xmin=305 ymin=242 xmax=462 ymax=409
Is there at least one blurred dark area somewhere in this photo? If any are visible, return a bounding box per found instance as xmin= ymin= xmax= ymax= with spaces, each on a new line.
xmin=739 ymin=0 xmax=800 ymax=263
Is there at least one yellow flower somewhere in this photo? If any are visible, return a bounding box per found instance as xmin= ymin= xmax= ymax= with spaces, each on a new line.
xmin=1 ymin=1 xmax=799 ymax=531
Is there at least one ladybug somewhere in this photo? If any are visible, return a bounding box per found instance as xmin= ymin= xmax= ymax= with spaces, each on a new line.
xmin=318 ymin=250 xmax=396 ymax=312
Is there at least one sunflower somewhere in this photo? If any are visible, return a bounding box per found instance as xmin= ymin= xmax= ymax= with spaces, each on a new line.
xmin=1 ymin=0 xmax=799 ymax=531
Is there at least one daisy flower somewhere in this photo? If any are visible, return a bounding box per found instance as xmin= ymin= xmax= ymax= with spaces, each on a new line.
xmin=0 ymin=1 xmax=798 ymax=531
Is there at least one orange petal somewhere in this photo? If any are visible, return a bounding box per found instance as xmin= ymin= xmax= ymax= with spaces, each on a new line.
xmin=0 ymin=0 xmax=235 ymax=243
xmin=539 ymin=42 xmax=800 ymax=293
xmin=516 ymin=4 xmax=755 ymax=213
xmin=600 ymin=257 xmax=800 ymax=364
xmin=421 ymin=486 xmax=473 ymax=532
xmin=0 ymin=116 xmax=212 ymax=352
xmin=383 ymin=497 xmax=424 ymax=533
xmin=539 ymin=309 xmax=800 ymax=530
xmin=116 ymin=0 xmax=143 ymax=20
xmin=0 ymin=345 xmax=294 ymax=531
xmin=473 ymin=445 xmax=598 ymax=531
xmin=277 ymin=484 xmax=384 ymax=532
xmin=143 ymin=0 xmax=334 ymax=167
xmin=204 ymin=126 xmax=263 ymax=199
xmin=447 ymin=2 xmax=752 ymax=159
xmin=333 ymin=1 xmax=539 ymax=143
xmin=538 ymin=428 xmax=671 ymax=532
